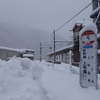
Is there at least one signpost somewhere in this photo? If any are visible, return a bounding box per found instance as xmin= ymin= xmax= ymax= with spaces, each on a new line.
xmin=79 ymin=24 xmax=98 ymax=89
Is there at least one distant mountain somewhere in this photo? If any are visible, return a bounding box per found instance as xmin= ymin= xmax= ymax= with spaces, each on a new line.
xmin=0 ymin=23 xmax=64 ymax=59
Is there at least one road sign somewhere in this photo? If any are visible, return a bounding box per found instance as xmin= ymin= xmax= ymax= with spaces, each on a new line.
xmin=79 ymin=24 xmax=98 ymax=89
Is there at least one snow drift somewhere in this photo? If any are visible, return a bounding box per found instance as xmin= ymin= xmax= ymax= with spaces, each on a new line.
xmin=0 ymin=57 xmax=100 ymax=100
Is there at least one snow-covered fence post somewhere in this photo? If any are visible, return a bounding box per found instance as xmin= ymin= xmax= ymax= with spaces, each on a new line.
xmin=69 ymin=50 xmax=72 ymax=71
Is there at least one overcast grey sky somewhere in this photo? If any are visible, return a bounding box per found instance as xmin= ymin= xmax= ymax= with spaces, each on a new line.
xmin=0 ymin=0 xmax=92 ymax=40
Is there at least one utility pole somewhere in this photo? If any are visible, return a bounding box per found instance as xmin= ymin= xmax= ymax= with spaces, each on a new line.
xmin=53 ymin=30 xmax=56 ymax=63
xmin=53 ymin=30 xmax=71 ymax=63
xmin=40 ymin=42 xmax=42 ymax=62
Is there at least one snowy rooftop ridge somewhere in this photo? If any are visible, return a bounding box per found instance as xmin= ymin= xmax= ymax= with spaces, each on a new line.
xmin=72 ymin=20 xmax=93 ymax=31
xmin=47 ymin=44 xmax=73 ymax=55
xmin=0 ymin=46 xmax=34 ymax=53
xmin=76 ymin=21 xmax=93 ymax=26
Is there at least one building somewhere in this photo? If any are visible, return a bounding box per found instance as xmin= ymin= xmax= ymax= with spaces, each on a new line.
xmin=47 ymin=21 xmax=92 ymax=66
xmin=47 ymin=44 xmax=73 ymax=64
xmin=0 ymin=46 xmax=35 ymax=60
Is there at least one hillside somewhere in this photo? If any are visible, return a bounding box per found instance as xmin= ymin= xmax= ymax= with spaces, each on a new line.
xmin=0 ymin=23 xmax=64 ymax=59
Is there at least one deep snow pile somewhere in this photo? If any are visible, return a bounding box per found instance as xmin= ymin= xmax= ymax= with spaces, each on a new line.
xmin=0 ymin=57 xmax=100 ymax=100
xmin=0 ymin=57 xmax=49 ymax=100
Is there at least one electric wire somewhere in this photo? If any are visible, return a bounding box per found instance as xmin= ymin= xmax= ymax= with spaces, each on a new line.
xmin=55 ymin=2 xmax=92 ymax=32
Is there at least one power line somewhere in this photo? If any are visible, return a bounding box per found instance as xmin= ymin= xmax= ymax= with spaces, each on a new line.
xmin=55 ymin=2 xmax=92 ymax=32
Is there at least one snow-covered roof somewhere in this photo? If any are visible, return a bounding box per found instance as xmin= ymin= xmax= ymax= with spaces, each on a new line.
xmin=0 ymin=46 xmax=35 ymax=53
xmin=23 ymin=49 xmax=35 ymax=52
xmin=82 ymin=21 xmax=93 ymax=27
xmin=23 ymin=54 xmax=34 ymax=57
xmin=0 ymin=46 xmax=25 ymax=53
xmin=72 ymin=21 xmax=93 ymax=31
xmin=47 ymin=44 xmax=73 ymax=56
xmin=90 ymin=7 xmax=100 ymax=18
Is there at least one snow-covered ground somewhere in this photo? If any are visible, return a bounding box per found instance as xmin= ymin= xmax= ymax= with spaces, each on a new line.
xmin=0 ymin=57 xmax=100 ymax=100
